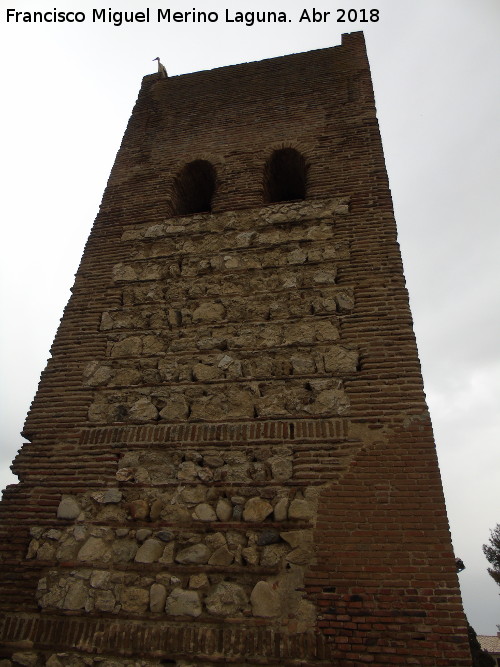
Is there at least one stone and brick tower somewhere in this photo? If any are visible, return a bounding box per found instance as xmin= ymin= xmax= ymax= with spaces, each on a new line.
xmin=0 ymin=33 xmax=472 ymax=665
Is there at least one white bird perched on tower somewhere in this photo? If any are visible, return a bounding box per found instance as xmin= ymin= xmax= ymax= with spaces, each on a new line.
xmin=153 ymin=57 xmax=168 ymax=79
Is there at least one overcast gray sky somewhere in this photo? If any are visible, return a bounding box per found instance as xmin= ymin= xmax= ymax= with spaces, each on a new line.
xmin=0 ymin=0 xmax=499 ymax=635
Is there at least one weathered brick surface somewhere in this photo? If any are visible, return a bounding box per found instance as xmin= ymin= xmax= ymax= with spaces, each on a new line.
xmin=0 ymin=33 xmax=471 ymax=665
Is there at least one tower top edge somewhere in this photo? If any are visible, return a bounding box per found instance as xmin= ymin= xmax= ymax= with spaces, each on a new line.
xmin=142 ymin=30 xmax=366 ymax=83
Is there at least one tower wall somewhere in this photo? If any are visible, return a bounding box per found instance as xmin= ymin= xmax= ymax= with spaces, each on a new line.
xmin=0 ymin=33 xmax=471 ymax=665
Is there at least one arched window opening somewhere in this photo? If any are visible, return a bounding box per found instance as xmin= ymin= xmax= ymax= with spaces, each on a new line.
xmin=172 ymin=160 xmax=216 ymax=215
xmin=263 ymin=148 xmax=307 ymax=203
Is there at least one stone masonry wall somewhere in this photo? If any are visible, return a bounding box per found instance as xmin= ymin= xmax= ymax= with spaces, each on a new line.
xmin=0 ymin=33 xmax=471 ymax=666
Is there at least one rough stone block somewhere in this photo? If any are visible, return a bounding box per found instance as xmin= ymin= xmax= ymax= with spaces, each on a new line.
xmin=120 ymin=587 xmax=149 ymax=613
xmin=250 ymin=581 xmax=281 ymax=617
xmin=216 ymin=498 xmax=233 ymax=522
xmin=135 ymin=539 xmax=163 ymax=563
xmin=288 ymin=499 xmax=315 ymax=521
xmin=63 ymin=581 xmax=87 ymax=611
xmin=57 ymin=497 xmax=80 ymax=520
xmin=243 ymin=497 xmax=273 ymax=522
xmin=175 ymin=543 xmax=210 ymax=565
xmin=273 ymin=498 xmax=289 ymax=521
xmin=208 ymin=545 xmax=234 ymax=566
xmin=192 ymin=503 xmax=217 ymax=522
xmin=165 ymin=588 xmax=202 ymax=617
xmin=77 ymin=537 xmax=109 ymax=563
xmin=150 ymin=583 xmax=167 ymax=612
xmin=205 ymin=582 xmax=247 ymax=616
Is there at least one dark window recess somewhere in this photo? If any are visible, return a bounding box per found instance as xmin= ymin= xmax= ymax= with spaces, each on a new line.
xmin=263 ymin=148 xmax=308 ymax=203
xmin=172 ymin=160 xmax=216 ymax=215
